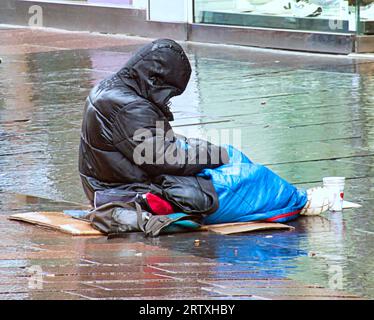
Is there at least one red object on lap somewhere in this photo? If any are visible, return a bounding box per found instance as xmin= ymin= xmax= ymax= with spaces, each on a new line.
xmin=145 ymin=192 xmax=175 ymax=215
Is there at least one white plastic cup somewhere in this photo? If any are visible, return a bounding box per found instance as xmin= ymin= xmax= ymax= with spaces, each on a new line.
xmin=323 ymin=177 xmax=345 ymax=211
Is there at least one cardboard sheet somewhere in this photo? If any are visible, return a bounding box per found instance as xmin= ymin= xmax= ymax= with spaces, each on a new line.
xmin=9 ymin=211 xmax=293 ymax=236
xmin=200 ymin=221 xmax=294 ymax=235
xmin=9 ymin=211 xmax=102 ymax=236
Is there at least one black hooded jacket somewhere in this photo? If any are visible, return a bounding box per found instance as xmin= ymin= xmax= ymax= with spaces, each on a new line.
xmin=79 ymin=39 xmax=228 ymax=208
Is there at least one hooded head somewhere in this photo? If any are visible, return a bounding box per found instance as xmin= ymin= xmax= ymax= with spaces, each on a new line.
xmin=118 ymin=39 xmax=192 ymax=121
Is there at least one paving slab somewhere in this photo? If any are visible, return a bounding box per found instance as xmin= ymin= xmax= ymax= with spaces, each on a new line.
xmin=1 ymin=27 xmax=373 ymax=299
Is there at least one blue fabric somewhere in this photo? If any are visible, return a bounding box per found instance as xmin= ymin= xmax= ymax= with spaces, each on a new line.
xmin=176 ymin=138 xmax=189 ymax=150
xmin=163 ymin=213 xmax=201 ymax=233
xmin=199 ymin=145 xmax=307 ymax=225
xmin=64 ymin=210 xmax=90 ymax=218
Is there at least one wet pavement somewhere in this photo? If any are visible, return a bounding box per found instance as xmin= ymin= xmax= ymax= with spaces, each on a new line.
xmin=0 ymin=26 xmax=374 ymax=300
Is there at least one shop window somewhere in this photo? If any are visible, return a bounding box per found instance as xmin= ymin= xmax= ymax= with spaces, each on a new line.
xmin=194 ymin=1 xmax=374 ymax=35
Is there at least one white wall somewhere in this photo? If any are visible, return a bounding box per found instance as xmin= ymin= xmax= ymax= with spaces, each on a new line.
xmin=133 ymin=0 xmax=148 ymax=8
xmin=148 ymin=0 xmax=193 ymax=22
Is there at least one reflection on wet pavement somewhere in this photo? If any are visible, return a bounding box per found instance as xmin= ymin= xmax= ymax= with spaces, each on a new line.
xmin=0 ymin=27 xmax=373 ymax=299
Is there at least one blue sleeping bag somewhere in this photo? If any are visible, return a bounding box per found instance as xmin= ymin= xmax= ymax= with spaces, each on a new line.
xmin=199 ymin=145 xmax=307 ymax=225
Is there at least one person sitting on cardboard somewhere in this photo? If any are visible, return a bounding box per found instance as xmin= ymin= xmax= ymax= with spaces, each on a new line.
xmin=79 ymin=39 xmax=328 ymax=237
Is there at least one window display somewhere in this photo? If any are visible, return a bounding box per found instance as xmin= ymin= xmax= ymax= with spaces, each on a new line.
xmin=236 ymin=0 xmax=323 ymax=17
xmin=358 ymin=0 xmax=374 ymax=33
xmin=360 ymin=0 xmax=374 ymax=20
xmin=194 ymin=0 xmax=374 ymax=35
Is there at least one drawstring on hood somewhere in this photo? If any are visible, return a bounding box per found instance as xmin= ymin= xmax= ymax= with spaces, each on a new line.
xmin=117 ymin=39 xmax=192 ymax=121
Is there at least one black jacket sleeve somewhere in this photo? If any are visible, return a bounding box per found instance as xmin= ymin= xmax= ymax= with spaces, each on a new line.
xmin=112 ymin=102 xmax=228 ymax=177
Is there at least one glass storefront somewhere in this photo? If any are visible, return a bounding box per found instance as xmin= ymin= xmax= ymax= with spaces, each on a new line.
xmin=359 ymin=0 xmax=374 ymax=33
xmin=194 ymin=0 xmax=374 ymax=35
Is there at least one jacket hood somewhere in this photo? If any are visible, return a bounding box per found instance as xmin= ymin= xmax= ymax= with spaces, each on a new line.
xmin=117 ymin=39 xmax=192 ymax=121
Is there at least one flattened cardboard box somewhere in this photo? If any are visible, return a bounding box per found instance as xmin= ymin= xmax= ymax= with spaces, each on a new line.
xmin=9 ymin=211 xmax=294 ymax=236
